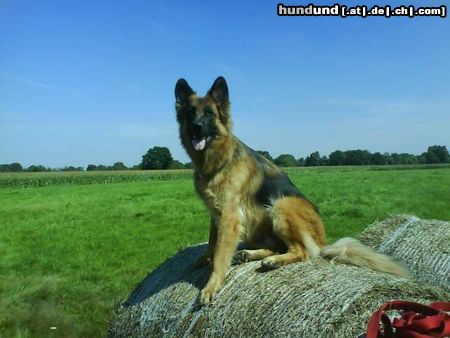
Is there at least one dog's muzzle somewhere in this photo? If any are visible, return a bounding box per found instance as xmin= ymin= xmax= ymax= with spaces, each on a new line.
xmin=192 ymin=136 xmax=212 ymax=151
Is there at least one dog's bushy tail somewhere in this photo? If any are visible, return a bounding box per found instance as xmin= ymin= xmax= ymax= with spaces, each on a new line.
xmin=320 ymin=237 xmax=410 ymax=277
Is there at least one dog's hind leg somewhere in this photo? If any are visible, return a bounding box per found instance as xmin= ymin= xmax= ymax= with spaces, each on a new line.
xmin=261 ymin=197 xmax=324 ymax=269
xmin=261 ymin=246 xmax=308 ymax=269
xmin=233 ymin=248 xmax=278 ymax=264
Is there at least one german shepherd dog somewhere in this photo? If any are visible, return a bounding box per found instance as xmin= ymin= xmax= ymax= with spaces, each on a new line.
xmin=175 ymin=76 xmax=409 ymax=304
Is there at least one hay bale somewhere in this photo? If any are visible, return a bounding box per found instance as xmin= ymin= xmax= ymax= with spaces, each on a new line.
xmin=109 ymin=244 xmax=449 ymax=337
xmin=360 ymin=214 xmax=450 ymax=291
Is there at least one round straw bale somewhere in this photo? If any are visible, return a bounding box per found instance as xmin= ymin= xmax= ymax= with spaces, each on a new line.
xmin=360 ymin=214 xmax=450 ymax=291
xmin=109 ymin=243 xmax=449 ymax=337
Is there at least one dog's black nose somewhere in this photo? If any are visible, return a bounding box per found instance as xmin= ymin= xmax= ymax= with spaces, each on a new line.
xmin=192 ymin=121 xmax=203 ymax=135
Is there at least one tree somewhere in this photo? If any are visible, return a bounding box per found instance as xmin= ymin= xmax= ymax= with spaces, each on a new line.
xmin=370 ymin=152 xmax=386 ymax=165
xmin=328 ymin=150 xmax=346 ymax=166
xmin=130 ymin=164 xmax=142 ymax=170
xmin=141 ymin=146 xmax=173 ymax=170
xmin=0 ymin=163 xmax=23 ymax=172
xmin=10 ymin=162 xmax=23 ymax=172
xmin=343 ymin=150 xmax=371 ymax=165
xmin=169 ymin=160 xmax=186 ymax=169
xmin=297 ymin=157 xmax=305 ymax=167
xmin=417 ymin=153 xmax=427 ymax=164
xmin=304 ymin=151 xmax=321 ymax=167
xmin=1 ymin=163 xmax=24 ymax=172
xmin=274 ymin=154 xmax=298 ymax=167
xmin=86 ymin=164 xmax=97 ymax=171
xmin=25 ymin=165 xmax=48 ymax=172
xmin=425 ymin=145 xmax=449 ymax=163
xmin=61 ymin=166 xmax=83 ymax=171
xmin=398 ymin=153 xmax=418 ymax=165
xmin=256 ymin=150 xmax=273 ymax=162
xmin=383 ymin=152 xmax=394 ymax=165
xmin=112 ymin=162 xmax=127 ymax=171
xmin=390 ymin=153 xmax=401 ymax=165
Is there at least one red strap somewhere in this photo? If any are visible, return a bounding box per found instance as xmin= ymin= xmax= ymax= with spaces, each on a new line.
xmin=366 ymin=300 xmax=450 ymax=338
xmin=431 ymin=302 xmax=450 ymax=312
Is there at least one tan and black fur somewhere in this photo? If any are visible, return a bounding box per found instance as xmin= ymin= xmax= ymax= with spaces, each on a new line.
xmin=175 ymin=76 xmax=409 ymax=305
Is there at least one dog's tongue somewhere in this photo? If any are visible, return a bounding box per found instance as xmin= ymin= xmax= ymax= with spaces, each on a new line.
xmin=192 ymin=138 xmax=206 ymax=151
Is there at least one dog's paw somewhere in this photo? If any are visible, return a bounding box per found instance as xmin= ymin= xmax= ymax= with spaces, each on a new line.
xmin=193 ymin=255 xmax=212 ymax=269
xmin=199 ymin=284 xmax=219 ymax=305
xmin=232 ymin=250 xmax=249 ymax=265
xmin=199 ymin=274 xmax=223 ymax=305
xmin=261 ymin=257 xmax=281 ymax=270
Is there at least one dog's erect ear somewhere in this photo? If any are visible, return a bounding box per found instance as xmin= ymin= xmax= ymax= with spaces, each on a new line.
xmin=208 ymin=76 xmax=229 ymax=107
xmin=175 ymin=78 xmax=194 ymax=104
xmin=208 ymin=76 xmax=231 ymax=128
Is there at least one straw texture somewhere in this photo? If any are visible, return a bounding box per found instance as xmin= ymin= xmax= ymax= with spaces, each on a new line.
xmin=109 ymin=215 xmax=450 ymax=337
xmin=360 ymin=214 xmax=450 ymax=291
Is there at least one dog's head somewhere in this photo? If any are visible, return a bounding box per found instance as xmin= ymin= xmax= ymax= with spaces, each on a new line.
xmin=175 ymin=76 xmax=231 ymax=152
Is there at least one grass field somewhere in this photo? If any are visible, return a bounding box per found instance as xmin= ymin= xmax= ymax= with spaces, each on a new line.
xmin=1 ymin=166 xmax=449 ymax=337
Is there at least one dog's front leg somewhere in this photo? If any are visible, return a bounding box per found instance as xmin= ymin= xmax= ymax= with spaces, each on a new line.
xmin=194 ymin=216 xmax=217 ymax=268
xmin=200 ymin=207 xmax=240 ymax=304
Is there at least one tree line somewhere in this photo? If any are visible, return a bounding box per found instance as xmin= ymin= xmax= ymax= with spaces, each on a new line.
xmin=268 ymin=145 xmax=450 ymax=167
xmin=1 ymin=145 xmax=448 ymax=172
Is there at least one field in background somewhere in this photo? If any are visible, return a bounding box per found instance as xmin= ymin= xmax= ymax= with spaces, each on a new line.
xmin=1 ymin=163 xmax=449 ymax=188
xmin=0 ymin=169 xmax=193 ymax=188
xmin=1 ymin=166 xmax=449 ymax=337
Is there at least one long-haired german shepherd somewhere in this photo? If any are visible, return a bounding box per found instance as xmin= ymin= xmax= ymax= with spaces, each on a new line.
xmin=175 ymin=76 xmax=409 ymax=304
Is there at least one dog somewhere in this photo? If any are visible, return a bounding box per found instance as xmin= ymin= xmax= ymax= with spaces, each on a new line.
xmin=175 ymin=76 xmax=409 ymax=305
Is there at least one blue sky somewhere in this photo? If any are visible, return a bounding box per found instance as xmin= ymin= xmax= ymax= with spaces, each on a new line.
xmin=1 ymin=0 xmax=449 ymax=167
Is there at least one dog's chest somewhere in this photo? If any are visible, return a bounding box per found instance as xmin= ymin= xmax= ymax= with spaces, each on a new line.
xmin=195 ymin=175 xmax=223 ymax=212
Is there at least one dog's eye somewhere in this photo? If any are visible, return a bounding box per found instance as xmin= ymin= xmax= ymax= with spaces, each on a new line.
xmin=204 ymin=108 xmax=214 ymax=117
xmin=185 ymin=106 xmax=196 ymax=117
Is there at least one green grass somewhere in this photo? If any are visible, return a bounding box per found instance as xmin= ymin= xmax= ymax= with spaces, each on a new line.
xmin=1 ymin=167 xmax=449 ymax=337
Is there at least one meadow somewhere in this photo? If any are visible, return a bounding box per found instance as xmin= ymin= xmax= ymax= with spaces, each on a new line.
xmin=1 ymin=166 xmax=449 ymax=337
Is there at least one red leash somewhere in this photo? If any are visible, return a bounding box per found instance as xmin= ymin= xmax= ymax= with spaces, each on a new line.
xmin=366 ymin=300 xmax=450 ymax=338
